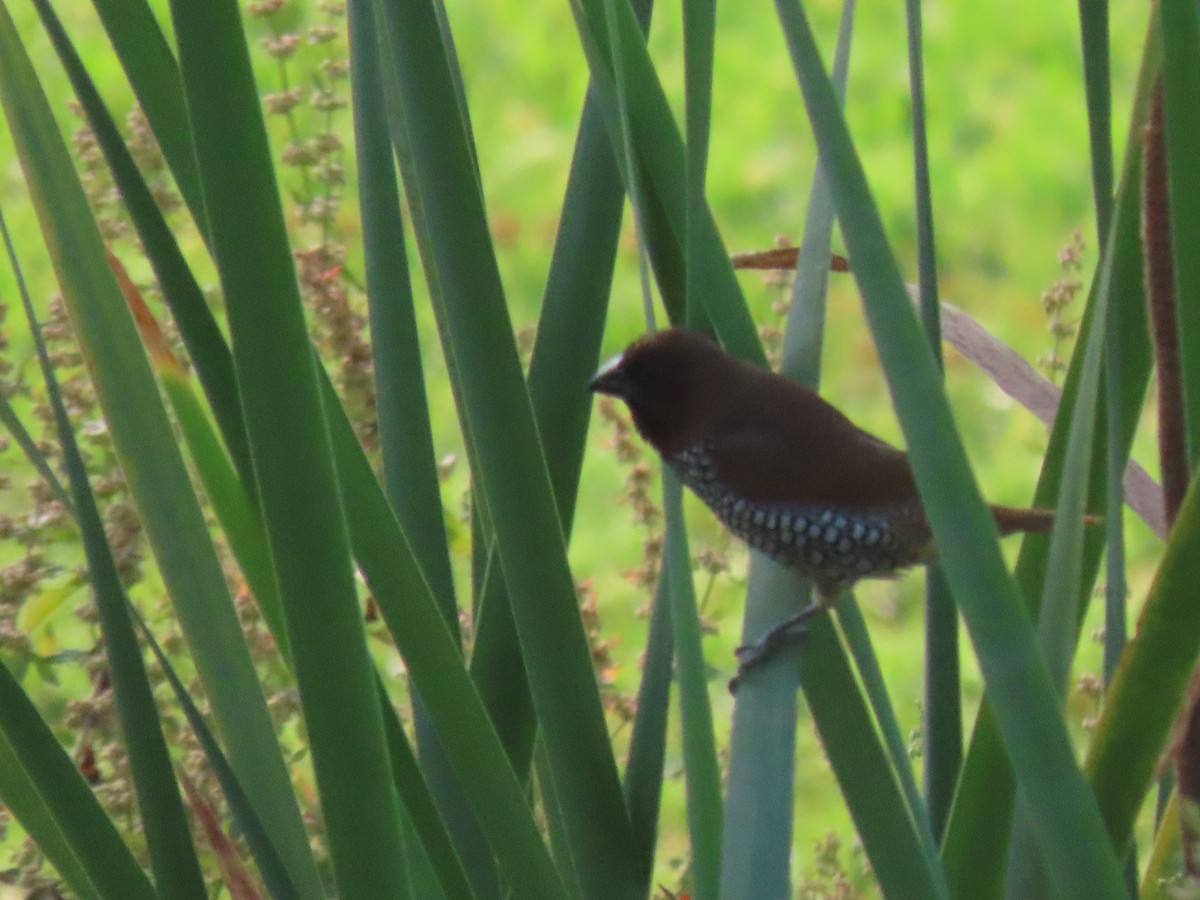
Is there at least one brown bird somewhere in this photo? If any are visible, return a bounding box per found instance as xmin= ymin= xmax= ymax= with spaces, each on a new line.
xmin=589 ymin=327 xmax=1061 ymax=689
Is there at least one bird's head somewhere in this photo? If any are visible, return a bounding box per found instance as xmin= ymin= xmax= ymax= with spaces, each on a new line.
xmin=588 ymin=328 xmax=736 ymax=454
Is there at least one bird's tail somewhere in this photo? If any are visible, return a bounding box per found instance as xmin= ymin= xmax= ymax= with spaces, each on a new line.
xmin=991 ymin=505 xmax=1102 ymax=536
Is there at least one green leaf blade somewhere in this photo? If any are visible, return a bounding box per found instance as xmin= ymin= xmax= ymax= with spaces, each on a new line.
xmin=167 ymin=0 xmax=412 ymax=894
xmin=772 ymin=1 xmax=1127 ymax=895
xmin=0 ymin=6 xmax=323 ymax=895
xmin=377 ymin=0 xmax=644 ymax=893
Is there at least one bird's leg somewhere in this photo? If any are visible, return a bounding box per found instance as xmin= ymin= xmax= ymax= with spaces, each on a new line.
xmin=729 ymin=584 xmax=842 ymax=692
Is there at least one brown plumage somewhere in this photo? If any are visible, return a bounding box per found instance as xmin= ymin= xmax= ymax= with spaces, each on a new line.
xmin=589 ymin=328 xmax=1060 ymax=687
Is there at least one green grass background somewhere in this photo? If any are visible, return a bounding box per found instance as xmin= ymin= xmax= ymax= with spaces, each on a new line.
xmin=0 ymin=0 xmax=1161 ymax=888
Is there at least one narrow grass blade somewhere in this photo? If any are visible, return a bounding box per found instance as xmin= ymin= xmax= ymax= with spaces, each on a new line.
xmin=113 ymin=231 xmax=475 ymax=898
xmin=941 ymin=18 xmax=1158 ymax=893
xmin=167 ymin=1 xmax=412 ymax=894
xmin=109 ymin=255 xmax=288 ymax=647
xmin=1102 ymin=307 xmax=1130 ymax=680
xmin=571 ymin=5 xmax=668 ymax=888
xmin=34 ymin=0 xmax=256 ymax=494
xmin=683 ymin=0 xmax=715 ymax=331
xmin=623 ymin=558 xmax=673 ymax=881
xmin=721 ymin=576 xmax=796 ymax=900
xmin=430 ymin=0 xmax=482 ymax=190
xmin=904 ymin=0 xmax=939 ymax=352
xmin=347 ymin=0 xmax=456 ymax=630
xmin=0 ymin=660 xmax=155 ymax=898
xmin=467 ymin=541 xmax=537 ymax=775
xmin=0 ymin=391 xmax=72 ymax=512
xmin=324 ymin=362 xmax=572 ymax=899
xmin=721 ymin=6 xmax=947 ymax=896
xmin=1037 ymin=264 xmax=1109 ymax=699
xmin=772 ymin=0 xmax=1126 ymax=894
xmin=129 ymin=604 xmax=302 ymax=900
xmin=1140 ymin=793 xmax=1180 ymax=899
xmin=9 ymin=217 xmax=303 ymax=899
xmin=1078 ymin=0 xmax=1115 ymax=241
xmin=567 ymin=0 xmax=761 ymax=357
xmin=376 ymin=0 xmax=645 ymax=893
xmin=120 ymin=268 xmax=470 ymax=898
xmin=836 ymin=598 xmax=942 ymax=872
xmin=32 ymin=0 xmax=561 ymax=890
xmin=1092 ymin=0 xmax=1127 ymax=734
xmin=372 ymin=15 xmax=638 ymax=868
xmin=1004 ymin=214 xmax=1111 ymax=898
xmin=1085 ymin=467 xmax=1200 ymax=855
xmin=343 ymin=3 xmax=491 ymax=893
xmin=467 ymin=0 xmax=655 ymax=829
xmin=661 ymin=471 xmax=722 ymax=899
xmin=374 ymin=683 xmax=472 ymax=900
xmin=396 ymin=813 xmax=443 ymax=900
xmin=0 ymin=10 xmax=324 ymax=896
xmin=604 ymin=0 xmax=658 ymax=334
xmin=534 ymin=741 xmax=585 ymax=898
xmin=1096 ymin=6 xmax=1128 ymax=776
xmin=86 ymin=0 xmax=208 ymax=236
xmin=903 ymin=0 xmax=961 ymax=837
xmin=682 ymin=0 xmax=714 ymax=179
xmin=923 ymin=563 xmax=959 ymax=841
xmin=564 ymin=0 xmax=682 ymax=324
xmin=0 ymin=728 xmax=101 ymax=899
xmin=527 ymin=71 xmax=641 ymax=526
xmin=75 ymin=56 xmax=565 ymax=897
xmin=603 ymin=0 xmax=723 ymax=892
xmin=462 ymin=0 xmax=652 ymax=832
xmin=5 ymin=208 xmax=206 ymax=900
xmin=734 ymin=593 xmax=947 ymax=899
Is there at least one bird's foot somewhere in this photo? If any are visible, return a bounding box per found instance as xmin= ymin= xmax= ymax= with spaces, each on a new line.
xmin=728 ymin=619 xmax=812 ymax=692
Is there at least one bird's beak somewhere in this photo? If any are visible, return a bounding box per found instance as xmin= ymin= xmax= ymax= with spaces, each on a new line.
xmin=587 ymin=352 xmax=628 ymax=396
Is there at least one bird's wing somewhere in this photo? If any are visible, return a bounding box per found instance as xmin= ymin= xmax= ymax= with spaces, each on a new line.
xmin=706 ymin=416 xmax=919 ymax=509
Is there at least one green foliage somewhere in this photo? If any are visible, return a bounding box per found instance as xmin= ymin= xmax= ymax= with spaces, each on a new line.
xmin=0 ymin=0 xmax=1190 ymax=897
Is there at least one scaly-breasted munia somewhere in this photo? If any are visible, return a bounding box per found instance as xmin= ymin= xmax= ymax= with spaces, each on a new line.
xmin=589 ymin=327 xmax=1059 ymax=687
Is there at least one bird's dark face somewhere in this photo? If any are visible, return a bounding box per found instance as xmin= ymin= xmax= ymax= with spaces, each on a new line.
xmin=588 ymin=329 xmax=729 ymax=454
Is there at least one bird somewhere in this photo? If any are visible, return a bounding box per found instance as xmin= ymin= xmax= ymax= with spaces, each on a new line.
xmin=588 ymin=327 xmax=1064 ymax=689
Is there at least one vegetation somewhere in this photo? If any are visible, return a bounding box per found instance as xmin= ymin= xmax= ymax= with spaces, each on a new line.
xmin=0 ymin=0 xmax=1187 ymax=897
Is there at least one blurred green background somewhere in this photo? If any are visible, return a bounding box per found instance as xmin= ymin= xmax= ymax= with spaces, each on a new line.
xmin=0 ymin=0 xmax=1160 ymax=890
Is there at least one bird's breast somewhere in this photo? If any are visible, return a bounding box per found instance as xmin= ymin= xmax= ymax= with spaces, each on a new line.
xmin=667 ymin=445 xmax=933 ymax=590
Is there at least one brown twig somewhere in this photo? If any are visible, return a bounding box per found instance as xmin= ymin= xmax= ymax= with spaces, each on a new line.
xmin=1143 ymin=77 xmax=1200 ymax=874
